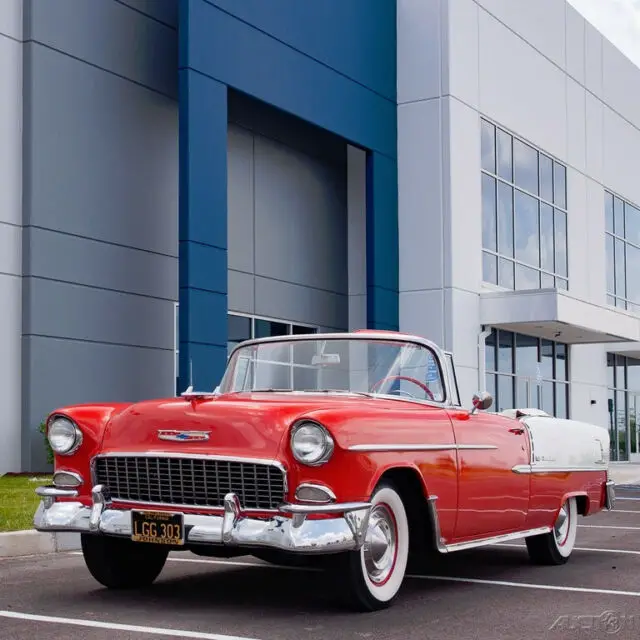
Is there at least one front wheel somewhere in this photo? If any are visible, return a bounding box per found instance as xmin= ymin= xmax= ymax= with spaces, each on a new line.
xmin=339 ymin=482 xmax=410 ymax=611
xmin=80 ymin=534 xmax=169 ymax=588
xmin=525 ymin=496 xmax=578 ymax=565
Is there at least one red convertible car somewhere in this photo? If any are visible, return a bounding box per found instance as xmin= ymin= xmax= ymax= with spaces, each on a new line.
xmin=34 ymin=330 xmax=615 ymax=610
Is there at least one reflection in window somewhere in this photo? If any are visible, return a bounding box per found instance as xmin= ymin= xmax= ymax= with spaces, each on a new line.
xmin=481 ymin=119 xmax=568 ymax=291
xmin=606 ymin=190 xmax=640 ymax=313
xmin=607 ymin=353 xmax=640 ymax=461
xmin=485 ymin=328 xmax=569 ymax=418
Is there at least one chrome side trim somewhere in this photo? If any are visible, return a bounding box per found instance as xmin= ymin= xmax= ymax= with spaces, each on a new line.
xmin=279 ymin=501 xmax=371 ymax=514
xmin=512 ymin=464 xmax=611 ymax=474
xmin=347 ymin=443 xmax=498 ymax=452
xmin=426 ymin=495 xmax=552 ymax=554
xmin=35 ymin=486 xmax=78 ymax=498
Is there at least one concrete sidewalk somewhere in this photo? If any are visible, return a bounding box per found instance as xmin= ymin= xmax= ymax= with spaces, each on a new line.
xmin=3 ymin=464 xmax=640 ymax=559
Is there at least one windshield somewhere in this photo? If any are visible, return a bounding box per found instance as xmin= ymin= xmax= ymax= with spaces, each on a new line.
xmin=219 ymin=337 xmax=445 ymax=403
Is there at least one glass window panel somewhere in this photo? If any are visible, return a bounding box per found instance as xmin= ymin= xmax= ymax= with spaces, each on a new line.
xmin=630 ymin=302 xmax=640 ymax=315
xmin=482 ymin=175 xmax=497 ymax=251
xmin=516 ymin=377 xmax=531 ymax=407
xmin=555 ymin=277 xmax=568 ymax=291
xmin=514 ymin=190 xmax=540 ymax=267
xmin=616 ymin=355 xmax=626 ymax=389
xmin=555 ymin=343 xmax=567 ymax=381
xmin=607 ymin=389 xmax=616 ymax=459
xmin=615 ymin=238 xmax=626 ymax=300
xmin=497 ymin=182 xmax=514 ymax=256
xmin=497 ymin=330 xmax=514 ymax=373
xmin=607 ymin=294 xmax=616 ymax=306
xmin=540 ymin=339 xmax=554 ymax=378
xmin=513 ymin=140 xmax=539 ymax=195
xmin=554 ymin=210 xmax=567 ymax=277
xmin=555 ymin=383 xmax=568 ymax=419
xmin=540 ymin=203 xmax=555 ymax=272
xmin=541 ymin=273 xmax=555 ymax=288
xmin=553 ymin=162 xmax=566 ymax=209
xmin=228 ymin=314 xmax=252 ymax=343
xmin=542 ymin=380 xmax=554 ymax=414
xmin=496 ymin=129 xmax=512 ymax=181
xmin=515 ymin=263 xmax=540 ymax=290
xmin=292 ymin=324 xmax=317 ymax=335
xmin=539 ymin=154 xmax=553 ymax=203
xmin=496 ymin=375 xmax=514 ymax=412
xmin=626 ymin=244 xmax=640 ymax=305
xmin=616 ymin=297 xmax=628 ymax=310
xmin=626 ymin=204 xmax=640 ymax=246
xmin=498 ymin=258 xmax=514 ymax=289
xmin=515 ymin=334 xmax=538 ymax=377
xmin=485 ymin=329 xmax=497 ymax=372
xmin=605 ymin=192 xmax=614 ymax=233
xmin=483 ymin=252 xmax=497 ymax=284
xmin=254 ymin=319 xmax=288 ymax=338
xmin=616 ymin=390 xmax=628 ymax=461
xmin=631 ymin=395 xmax=639 ymax=455
xmin=627 ymin=358 xmax=640 ymax=392
xmin=606 ymin=234 xmax=615 ymax=294
xmin=481 ymin=120 xmax=496 ymax=173
xmin=485 ymin=373 xmax=496 ymax=411
xmin=607 ymin=353 xmax=615 ymax=388
xmin=614 ymin=197 xmax=625 ymax=237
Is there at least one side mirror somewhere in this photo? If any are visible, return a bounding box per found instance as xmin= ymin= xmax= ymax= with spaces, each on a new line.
xmin=470 ymin=391 xmax=493 ymax=414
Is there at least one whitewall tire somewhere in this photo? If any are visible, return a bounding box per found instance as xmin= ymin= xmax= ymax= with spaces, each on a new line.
xmin=341 ymin=482 xmax=410 ymax=611
xmin=525 ymin=496 xmax=578 ymax=565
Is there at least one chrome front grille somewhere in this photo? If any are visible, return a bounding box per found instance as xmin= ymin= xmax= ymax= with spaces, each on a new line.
xmin=93 ymin=455 xmax=286 ymax=510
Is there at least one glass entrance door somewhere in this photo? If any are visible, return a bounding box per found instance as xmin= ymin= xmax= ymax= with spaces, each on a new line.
xmin=629 ymin=394 xmax=640 ymax=462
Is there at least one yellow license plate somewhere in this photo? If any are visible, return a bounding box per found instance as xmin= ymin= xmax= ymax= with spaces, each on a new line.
xmin=131 ymin=510 xmax=184 ymax=545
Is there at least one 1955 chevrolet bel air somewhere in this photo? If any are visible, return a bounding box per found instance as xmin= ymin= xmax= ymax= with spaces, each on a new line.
xmin=34 ymin=330 xmax=615 ymax=611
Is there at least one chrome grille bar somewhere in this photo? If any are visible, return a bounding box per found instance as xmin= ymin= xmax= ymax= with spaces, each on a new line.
xmin=93 ymin=454 xmax=286 ymax=511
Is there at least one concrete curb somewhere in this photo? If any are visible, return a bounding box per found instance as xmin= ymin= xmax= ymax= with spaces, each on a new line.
xmin=0 ymin=530 xmax=80 ymax=558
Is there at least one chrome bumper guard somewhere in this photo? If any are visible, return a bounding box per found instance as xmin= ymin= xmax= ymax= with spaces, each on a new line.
xmin=33 ymin=485 xmax=372 ymax=554
xmin=605 ymin=478 xmax=616 ymax=511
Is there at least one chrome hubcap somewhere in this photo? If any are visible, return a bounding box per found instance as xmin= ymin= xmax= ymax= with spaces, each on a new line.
xmin=363 ymin=504 xmax=397 ymax=584
xmin=554 ymin=505 xmax=569 ymax=544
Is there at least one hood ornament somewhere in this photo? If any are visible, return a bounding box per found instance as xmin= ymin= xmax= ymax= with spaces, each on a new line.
xmin=157 ymin=430 xmax=210 ymax=442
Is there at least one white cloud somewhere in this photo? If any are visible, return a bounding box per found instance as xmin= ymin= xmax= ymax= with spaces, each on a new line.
xmin=567 ymin=0 xmax=640 ymax=68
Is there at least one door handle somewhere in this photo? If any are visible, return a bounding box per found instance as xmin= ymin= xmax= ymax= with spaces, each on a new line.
xmin=509 ymin=427 xmax=525 ymax=435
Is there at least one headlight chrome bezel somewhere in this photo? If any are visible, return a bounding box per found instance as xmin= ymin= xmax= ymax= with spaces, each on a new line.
xmin=47 ymin=415 xmax=83 ymax=456
xmin=290 ymin=420 xmax=335 ymax=466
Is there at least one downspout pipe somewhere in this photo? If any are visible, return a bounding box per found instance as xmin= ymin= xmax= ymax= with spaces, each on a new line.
xmin=478 ymin=325 xmax=492 ymax=392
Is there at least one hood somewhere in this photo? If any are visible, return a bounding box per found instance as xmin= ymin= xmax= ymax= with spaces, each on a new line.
xmin=99 ymin=392 xmax=393 ymax=459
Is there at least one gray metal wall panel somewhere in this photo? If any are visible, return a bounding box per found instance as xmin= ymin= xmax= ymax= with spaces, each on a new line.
xmin=26 ymin=0 xmax=177 ymax=97
xmin=24 ymin=336 xmax=175 ymax=465
xmin=227 ymin=118 xmax=348 ymax=331
xmin=117 ymin=0 xmax=178 ymax=28
xmin=27 ymin=228 xmax=177 ymax=301
xmin=21 ymin=0 xmax=178 ymax=471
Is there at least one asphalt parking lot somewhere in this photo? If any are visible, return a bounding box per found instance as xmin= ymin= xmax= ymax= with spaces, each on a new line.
xmin=2 ymin=486 xmax=640 ymax=640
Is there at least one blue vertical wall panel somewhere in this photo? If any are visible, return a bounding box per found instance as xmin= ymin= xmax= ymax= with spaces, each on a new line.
xmin=179 ymin=0 xmax=398 ymax=390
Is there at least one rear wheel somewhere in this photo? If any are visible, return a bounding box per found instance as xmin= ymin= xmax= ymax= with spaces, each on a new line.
xmin=81 ymin=534 xmax=168 ymax=588
xmin=339 ymin=482 xmax=410 ymax=611
xmin=525 ymin=496 xmax=578 ymax=565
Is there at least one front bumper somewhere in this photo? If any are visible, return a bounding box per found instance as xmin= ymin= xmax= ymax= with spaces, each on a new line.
xmin=33 ymin=485 xmax=372 ymax=554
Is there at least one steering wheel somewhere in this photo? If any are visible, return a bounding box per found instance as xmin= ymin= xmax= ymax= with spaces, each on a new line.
xmin=370 ymin=375 xmax=435 ymax=401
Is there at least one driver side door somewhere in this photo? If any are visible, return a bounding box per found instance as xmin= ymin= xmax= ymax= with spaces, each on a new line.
xmin=446 ymin=408 xmax=530 ymax=540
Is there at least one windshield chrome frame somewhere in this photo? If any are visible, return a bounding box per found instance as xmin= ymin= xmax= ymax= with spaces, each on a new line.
xmin=220 ymin=331 xmax=462 ymax=410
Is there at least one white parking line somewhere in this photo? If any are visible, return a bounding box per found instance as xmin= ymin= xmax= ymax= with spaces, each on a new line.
xmin=496 ymin=543 xmax=640 ymax=556
xmin=53 ymin=551 xmax=640 ymax=600
xmin=579 ymin=524 xmax=640 ymax=530
xmin=616 ymin=497 xmax=640 ymax=501
xmin=604 ymin=509 xmax=640 ymax=514
xmin=0 ymin=610 xmax=259 ymax=640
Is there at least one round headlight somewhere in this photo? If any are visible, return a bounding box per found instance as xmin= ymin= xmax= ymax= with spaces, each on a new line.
xmin=290 ymin=421 xmax=334 ymax=466
xmin=48 ymin=416 xmax=82 ymax=455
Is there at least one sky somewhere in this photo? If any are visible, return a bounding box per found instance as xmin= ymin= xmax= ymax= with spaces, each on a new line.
xmin=567 ymin=0 xmax=640 ymax=68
